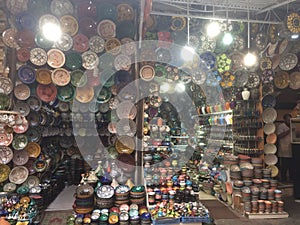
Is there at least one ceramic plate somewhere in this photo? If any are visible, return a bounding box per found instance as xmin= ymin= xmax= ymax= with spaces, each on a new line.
xmin=114 ymin=54 xmax=131 ymax=71
xmin=0 ymin=164 xmax=11 ymax=183
xmin=51 ymin=68 xmax=70 ymax=86
xmin=116 ymin=20 xmax=136 ymax=39
xmin=264 ymin=143 xmax=277 ymax=154
xmin=0 ymin=146 xmax=13 ymax=164
xmin=75 ymin=85 xmax=94 ymax=103
xmin=262 ymin=107 xmax=277 ymax=123
xmin=2 ymin=28 xmax=19 ymax=48
xmin=0 ymin=77 xmax=13 ymax=95
xmin=121 ymin=37 xmax=136 ymax=56
xmin=266 ymin=133 xmax=277 ymax=144
xmin=25 ymin=142 xmax=41 ymax=158
xmin=246 ymin=72 xmax=260 ymax=89
xmin=140 ymin=65 xmax=155 ymax=81
xmin=36 ymin=68 xmax=52 ymax=85
xmin=274 ymin=70 xmax=290 ymax=89
xmin=104 ymin=37 xmax=121 ymax=55
xmin=264 ymin=154 xmax=278 ymax=166
xmin=57 ymin=84 xmax=75 ymax=102
xmin=17 ymin=65 xmax=36 ymax=84
xmin=14 ymin=83 xmax=30 ymax=101
xmin=259 ymin=57 xmax=273 ymax=71
xmin=24 ymin=175 xmax=40 ymax=188
xmin=262 ymin=94 xmax=276 ymax=108
xmin=81 ymin=50 xmax=99 ymax=70
xmin=36 ymin=83 xmax=57 ymax=103
xmin=65 ymin=51 xmax=82 ymax=70
xmin=72 ymin=33 xmax=89 ymax=53
xmin=266 ymin=165 xmax=279 ymax=177
xmin=30 ymin=48 xmax=47 ymax=66
xmin=89 ymin=35 xmax=105 ymax=53
xmin=34 ymin=31 xmax=54 ymax=49
xmin=262 ymin=69 xmax=274 ymax=84
xmin=3 ymin=182 xmax=16 ymax=192
xmin=12 ymin=149 xmax=29 ymax=166
xmin=54 ymin=33 xmax=73 ymax=52
xmin=230 ymin=51 xmax=244 ymax=71
xmin=97 ymin=19 xmax=116 ymax=39
xmin=59 ymin=15 xmax=78 ymax=36
xmin=17 ymin=47 xmax=30 ymax=63
xmin=115 ymin=135 xmax=135 ymax=154
xmin=71 ymin=69 xmax=88 ymax=87
xmin=286 ymin=12 xmax=300 ymax=34
xmin=117 ymin=3 xmax=134 ymax=21
xmin=289 ymin=71 xmax=300 ymax=89
xmin=12 ymin=134 xmax=28 ymax=150
xmin=264 ymin=123 xmax=276 ymax=135
xmin=47 ymin=48 xmax=65 ymax=68
xmin=279 ymin=53 xmax=298 ymax=71
xmin=96 ymin=86 xmax=111 ymax=103
xmin=9 ymin=166 xmax=29 ymax=184
xmin=16 ymin=29 xmax=35 ymax=48
xmin=97 ymin=2 xmax=117 ymax=21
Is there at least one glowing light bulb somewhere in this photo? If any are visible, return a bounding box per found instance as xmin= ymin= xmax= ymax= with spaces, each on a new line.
xmin=222 ymin=32 xmax=233 ymax=45
xmin=244 ymin=52 xmax=257 ymax=67
xmin=42 ymin=22 xmax=62 ymax=42
xmin=206 ymin=21 xmax=220 ymax=38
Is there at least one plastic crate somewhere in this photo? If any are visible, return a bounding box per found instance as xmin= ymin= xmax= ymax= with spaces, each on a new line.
xmin=181 ymin=215 xmax=212 ymax=224
xmin=152 ymin=217 xmax=181 ymax=225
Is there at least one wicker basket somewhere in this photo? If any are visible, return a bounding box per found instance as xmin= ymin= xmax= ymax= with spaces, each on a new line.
xmin=130 ymin=197 xmax=145 ymax=205
xmin=115 ymin=199 xmax=130 ymax=207
xmin=75 ymin=206 xmax=94 ymax=214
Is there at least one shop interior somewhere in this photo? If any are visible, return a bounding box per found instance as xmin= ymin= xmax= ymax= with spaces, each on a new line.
xmin=1 ymin=0 xmax=300 ymax=225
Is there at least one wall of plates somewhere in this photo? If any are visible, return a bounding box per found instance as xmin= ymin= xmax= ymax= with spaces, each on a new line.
xmin=1 ymin=0 xmax=300 ymax=223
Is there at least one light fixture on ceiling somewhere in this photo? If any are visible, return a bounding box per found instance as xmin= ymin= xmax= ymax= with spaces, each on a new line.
xmin=243 ymin=4 xmax=257 ymax=68
xmin=222 ymin=32 xmax=233 ymax=45
xmin=206 ymin=21 xmax=221 ymax=38
xmin=181 ymin=0 xmax=196 ymax=61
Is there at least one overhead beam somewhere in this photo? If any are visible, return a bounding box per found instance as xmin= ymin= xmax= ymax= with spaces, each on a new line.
xmin=256 ymin=0 xmax=296 ymax=15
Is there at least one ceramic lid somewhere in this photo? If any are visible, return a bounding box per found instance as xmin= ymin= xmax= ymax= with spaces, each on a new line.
xmin=96 ymin=185 xmax=114 ymax=199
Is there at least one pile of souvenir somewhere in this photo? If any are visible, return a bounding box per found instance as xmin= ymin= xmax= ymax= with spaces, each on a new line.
xmin=70 ymin=169 xmax=151 ymax=225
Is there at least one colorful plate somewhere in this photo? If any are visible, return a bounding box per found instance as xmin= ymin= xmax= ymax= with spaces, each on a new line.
xmin=0 ymin=146 xmax=13 ymax=164
xmin=264 ymin=123 xmax=276 ymax=135
xmin=264 ymin=143 xmax=277 ymax=154
xmin=279 ymin=53 xmax=298 ymax=71
xmin=104 ymin=37 xmax=121 ymax=55
xmin=57 ymin=83 xmax=75 ymax=102
xmin=54 ymin=33 xmax=73 ymax=52
xmin=36 ymin=83 xmax=57 ymax=103
xmin=97 ymin=19 xmax=116 ymax=39
xmin=289 ymin=71 xmax=300 ymax=90
xmin=47 ymin=48 xmax=65 ymax=68
xmin=115 ymin=135 xmax=135 ymax=154
xmin=14 ymin=83 xmax=30 ymax=101
xmin=13 ymin=149 xmax=29 ymax=166
xmin=72 ymin=33 xmax=89 ymax=53
xmin=51 ymin=68 xmax=70 ymax=86
xmin=25 ymin=142 xmax=41 ymax=158
xmin=9 ymin=166 xmax=29 ymax=184
xmin=71 ymin=69 xmax=88 ymax=87
xmin=262 ymin=108 xmax=277 ymax=124
xmin=117 ymin=3 xmax=134 ymax=21
xmin=89 ymin=35 xmax=105 ymax=53
xmin=60 ymin=15 xmax=78 ymax=36
xmin=140 ymin=65 xmax=155 ymax=81
xmin=264 ymin=154 xmax=278 ymax=166
xmin=274 ymin=70 xmax=290 ymax=89
xmin=0 ymin=164 xmax=10 ymax=183
xmin=75 ymin=85 xmax=94 ymax=103
xmin=36 ymin=68 xmax=52 ymax=85
xmin=0 ymin=77 xmax=13 ymax=95
xmin=17 ymin=65 xmax=36 ymax=84
xmin=82 ymin=50 xmax=99 ymax=70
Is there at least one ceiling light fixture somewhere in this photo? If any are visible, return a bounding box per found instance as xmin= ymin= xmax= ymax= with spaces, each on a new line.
xmin=243 ymin=4 xmax=257 ymax=68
